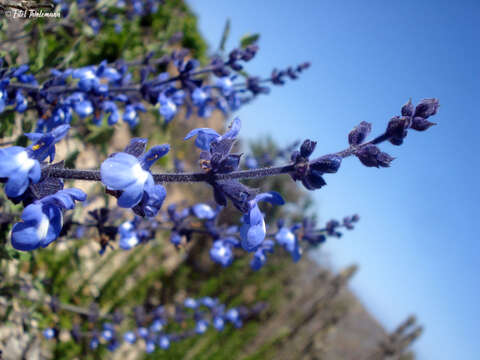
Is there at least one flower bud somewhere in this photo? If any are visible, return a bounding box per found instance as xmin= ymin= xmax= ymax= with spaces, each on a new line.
xmin=414 ymin=98 xmax=439 ymax=119
xmin=411 ymin=116 xmax=436 ymax=131
xmin=401 ymin=99 xmax=414 ymax=117
xmin=310 ymin=154 xmax=342 ymax=173
xmin=348 ymin=121 xmax=372 ymax=146
xmin=300 ymin=139 xmax=317 ymax=158
xmin=356 ymin=144 xmax=394 ymax=168
xmin=386 ymin=116 xmax=409 ymax=139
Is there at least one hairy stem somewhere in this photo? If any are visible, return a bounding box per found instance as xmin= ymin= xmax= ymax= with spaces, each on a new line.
xmin=41 ymin=132 xmax=389 ymax=183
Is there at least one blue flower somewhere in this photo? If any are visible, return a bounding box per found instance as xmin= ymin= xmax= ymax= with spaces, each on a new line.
xmin=191 ymin=203 xmax=216 ymax=220
xmin=244 ymin=155 xmax=258 ymax=169
xmin=184 ymin=298 xmax=198 ymax=309
xmin=158 ymin=93 xmax=177 ymax=123
xmin=213 ymin=316 xmax=225 ymax=331
xmin=137 ymin=327 xmax=149 ymax=338
xmin=200 ymin=297 xmax=218 ymax=308
xmin=118 ymin=220 xmax=140 ymax=250
xmin=100 ymin=140 xmax=169 ymax=213
xmin=184 ymin=117 xmax=241 ymax=151
xmin=101 ymin=323 xmax=115 ymax=341
xmin=209 ymin=237 xmax=239 ymax=267
xmin=146 ymin=339 xmax=156 ymax=353
xmin=0 ymin=125 xmax=70 ymax=198
xmin=11 ymin=188 xmax=86 ymax=251
xmin=43 ymin=328 xmax=56 ymax=339
xmin=74 ymin=99 xmax=94 ymax=118
xmin=15 ymin=91 xmax=27 ymax=112
xmin=0 ymin=79 xmax=9 ymax=113
xmin=90 ymin=336 xmax=99 ymax=350
xmin=72 ymin=60 xmax=122 ymax=93
xmin=158 ymin=335 xmax=170 ymax=349
xmin=123 ymin=103 xmax=146 ymax=127
xmin=216 ymin=76 xmax=234 ymax=96
xmin=250 ymin=240 xmax=275 ymax=271
xmin=123 ymin=331 xmax=136 ymax=344
xmin=192 ymin=87 xmax=209 ymax=107
xmin=195 ymin=319 xmax=209 ymax=334
xmin=239 ymin=192 xmax=284 ymax=252
xmin=225 ymin=308 xmax=242 ymax=327
xmin=150 ymin=318 xmax=164 ymax=332
xmin=275 ymin=224 xmax=302 ymax=262
xmin=102 ymin=101 xmax=120 ymax=125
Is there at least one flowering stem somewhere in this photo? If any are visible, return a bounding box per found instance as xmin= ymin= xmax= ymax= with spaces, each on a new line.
xmin=42 ymin=131 xmax=390 ymax=183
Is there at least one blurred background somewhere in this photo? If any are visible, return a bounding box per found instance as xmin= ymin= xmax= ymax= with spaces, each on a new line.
xmin=187 ymin=1 xmax=479 ymax=359
xmin=0 ymin=0 xmax=477 ymax=359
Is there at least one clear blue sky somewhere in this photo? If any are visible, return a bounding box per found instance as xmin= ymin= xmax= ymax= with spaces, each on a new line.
xmin=188 ymin=1 xmax=479 ymax=359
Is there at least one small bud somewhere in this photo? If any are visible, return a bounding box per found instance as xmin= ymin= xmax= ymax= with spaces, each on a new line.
xmin=411 ymin=117 xmax=436 ymax=131
xmin=386 ymin=116 xmax=409 ymax=139
xmin=300 ymin=139 xmax=317 ymax=158
xmin=389 ymin=137 xmax=404 ymax=146
xmin=356 ymin=144 xmax=394 ymax=168
xmin=414 ymin=98 xmax=439 ymax=119
xmin=290 ymin=150 xmax=301 ymax=163
xmin=310 ymin=154 xmax=342 ymax=173
xmin=302 ymin=170 xmax=326 ymax=190
xmin=348 ymin=121 xmax=372 ymax=146
xmin=401 ymin=99 xmax=414 ymax=117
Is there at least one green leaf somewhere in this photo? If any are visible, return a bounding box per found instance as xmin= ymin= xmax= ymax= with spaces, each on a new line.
xmin=64 ymin=150 xmax=80 ymax=169
xmin=240 ymin=33 xmax=260 ymax=48
xmin=85 ymin=123 xmax=114 ymax=145
xmin=218 ymin=18 xmax=231 ymax=52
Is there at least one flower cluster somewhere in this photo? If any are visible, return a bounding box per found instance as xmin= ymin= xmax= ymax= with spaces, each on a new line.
xmin=2 ymin=46 xmax=309 ymax=132
xmin=0 ymin=125 xmax=69 ymax=198
xmin=101 ymin=138 xmax=169 ymax=216
xmin=42 ymin=296 xmax=264 ymax=354
xmin=57 ymin=196 xmax=358 ymax=271
xmin=2 ymin=98 xmax=439 ymax=262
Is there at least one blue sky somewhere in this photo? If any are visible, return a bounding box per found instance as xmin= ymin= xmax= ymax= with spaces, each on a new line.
xmin=188 ymin=0 xmax=479 ymax=359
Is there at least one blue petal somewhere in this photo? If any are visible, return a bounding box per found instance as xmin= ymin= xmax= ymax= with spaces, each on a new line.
xmin=40 ymin=206 xmax=63 ymax=247
xmin=248 ymin=204 xmax=263 ymax=226
xmin=28 ymin=161 xmax=41 ymax=183
xmin=100 ymin=153 xmax=138 ymax=190
xmin=218 ymin=117 xmax=241 ymax=141
xmin=46 ymin=191 xmax=74 ymax=209
xmin=192 ymin=203 xmax=216 ymax=219
xmin=143 ymin=184 xmax=167 ymax=217
xmin=11 ymin=221 xmax=41 ymax=251
xmin=0 ymin=147 xmax=24 ymax=176
xmin=254 ymin=191 xmax=285 ymax=205
xmin=246 ymin=221 xmax=266 ymax=251
xmin=5 ymin=170 xmax=30 ymax=197
xmin=23 ymin=133 xmax=43 ymax=142
xmin=119 ymin=233 xmax=139 ymax=250
xmin=139 ymin=144 xmax=170 ymax=169
xmin=74 ymin=100 xmax=94 ymax=118
xmin=240 ymin=220 xmax=266 ymax=252
xmin=184 ymin=128 xmax=220 ymax=150
xmin=50 ymin=124 xmax=70 ymax=142
xmin=21 ymin=203 xmax=43 ymax=222
xmin=117 ymin=180 xmax=144 ymax=208
xmin=63 ymin=188 xmax=87 ymax=202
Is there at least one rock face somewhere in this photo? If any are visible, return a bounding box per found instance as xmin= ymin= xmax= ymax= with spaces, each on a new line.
xmin=244 ymin=258 xmax=420 ymax=360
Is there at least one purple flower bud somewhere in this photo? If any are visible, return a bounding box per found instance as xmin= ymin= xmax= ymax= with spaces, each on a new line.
xmin=348 ymin=121 xmax=372 ymax=146
xmin=386 ymin=116 xmax=409 ymax=141
xmin=356 ymin=144 xmax=394 ymax=168
xmin=401 ymin=99 xmax=414 ymax=117
xmin=414 ymin=98 xmax=439 ymax=119
xmin=300 ymin=139 xmax=316 ymax=158
xmin=310 ymin=154 xmax=342 ymax=173
xmin=411 ymin=117 xmax=436 ymax=131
